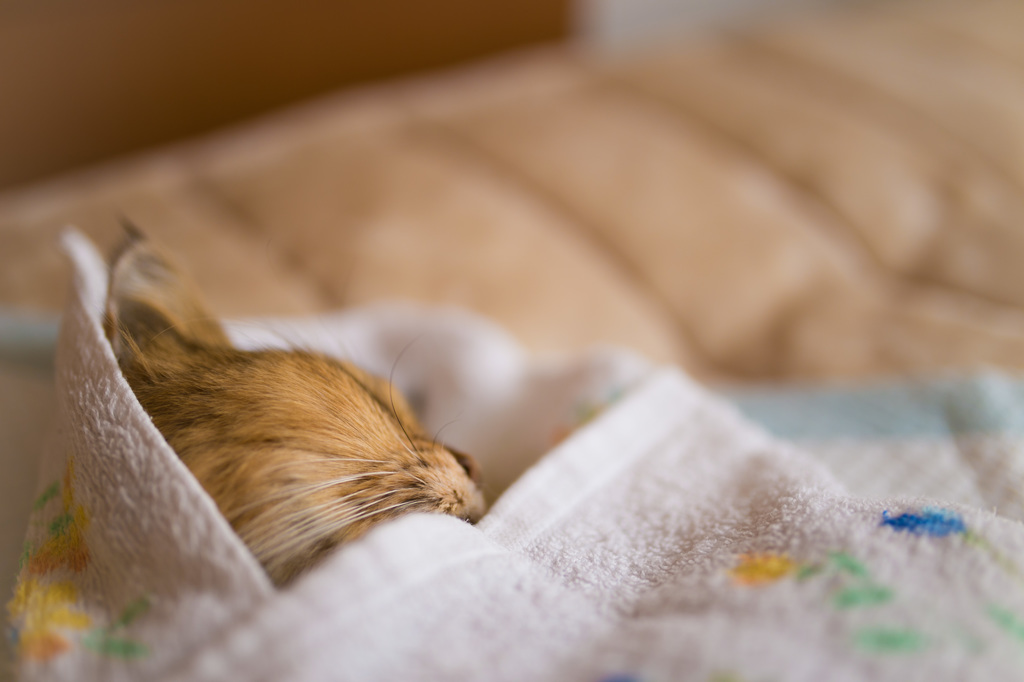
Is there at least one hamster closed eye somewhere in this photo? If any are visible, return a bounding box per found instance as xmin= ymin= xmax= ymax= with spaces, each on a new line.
xmin=103 ymin=228 xmax=486 ymax=586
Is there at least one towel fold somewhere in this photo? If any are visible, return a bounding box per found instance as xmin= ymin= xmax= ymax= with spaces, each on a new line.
xmin=9 ymin=230 xmax=1024 ymax=681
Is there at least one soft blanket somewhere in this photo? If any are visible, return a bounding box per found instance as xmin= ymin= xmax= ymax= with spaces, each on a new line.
xmin=11 ymin=231 xmax=1024 ymax=681
xmin=6 ymin=1 xmax=1024 ymax=384
xmin=731 ymin=374 xmax=1024 ymax=522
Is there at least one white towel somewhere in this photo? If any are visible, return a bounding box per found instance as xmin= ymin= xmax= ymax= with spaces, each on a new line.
xmin=10 ymin=230 xmax=1024 ymax=681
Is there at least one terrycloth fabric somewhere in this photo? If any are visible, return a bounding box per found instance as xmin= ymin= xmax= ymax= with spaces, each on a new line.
xmin=12 ymin=234 xmax=1024 ymax=681
xmin=729 ymin=374 xmax=1024 ymax=521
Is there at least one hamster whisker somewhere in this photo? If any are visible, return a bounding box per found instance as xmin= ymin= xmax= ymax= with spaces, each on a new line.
xmin=333 ymin=497 xmax=425 ymax=528
xmin=265 ymin=488 xmax=402 ymax=537
xmin=258 ymin=457 xmax=397 ymax=471
xmin=388 ymin=338 xmax=422 ymax=453
xmin=229 ymin=472 xmax=402 ymax=518
xmin=271 ymin=449 xmax=398 ymax=466
xmin=432 ymin=413 xmax=464 ymax=449
xmin=258 ymin=492 xmax=403 ymax=559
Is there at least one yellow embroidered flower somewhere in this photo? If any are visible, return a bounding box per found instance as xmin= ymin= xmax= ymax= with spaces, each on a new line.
xmin=729 ymin=553 xmax=798 ymax=586
xmin=8 ymin=578 xmax=92 ymax=661
xmin=8 ymin=456 xmax=95 ymax=662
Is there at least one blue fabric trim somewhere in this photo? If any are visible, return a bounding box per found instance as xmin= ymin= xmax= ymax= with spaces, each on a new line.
xmin=725 ymin=371 xmax=1024 ymax=440
xmin=0 ymin=309 xmax=59 ymax=371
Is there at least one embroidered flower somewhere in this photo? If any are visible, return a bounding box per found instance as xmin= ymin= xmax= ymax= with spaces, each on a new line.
xmin=8 ymin=457 xmax=92 ymax=663
xmin=729 ymin=553 xmax=798 ymax=586
xmin=29 ymin=458 xmax=90 ymax=575
xmin=7 ymin=579 xmax=91 ymax=661
xmin=81 ymin=596 xmax=151 ymax=660
xmin=9 ymin=457 xmax=151 ymax=663
xmin=880 ymin=507 xmax=966 ymax=537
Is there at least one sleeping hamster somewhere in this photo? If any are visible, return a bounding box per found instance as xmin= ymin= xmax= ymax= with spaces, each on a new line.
xmin=103 ymin=228 xmax=486 ymax=585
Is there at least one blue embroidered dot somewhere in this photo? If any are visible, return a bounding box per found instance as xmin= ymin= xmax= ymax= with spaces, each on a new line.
xmin=881 ymin=507 xmax=966 ymax=537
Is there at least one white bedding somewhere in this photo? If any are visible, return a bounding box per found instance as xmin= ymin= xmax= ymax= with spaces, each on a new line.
xmin=10 ymin=231 xmax=1024 ymax=681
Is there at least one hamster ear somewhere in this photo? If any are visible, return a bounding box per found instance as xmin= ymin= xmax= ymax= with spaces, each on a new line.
xmin=447 ymin=447 xmax=482 ymax=485
xmin=104 ymin=224 xmax=229 ymax=364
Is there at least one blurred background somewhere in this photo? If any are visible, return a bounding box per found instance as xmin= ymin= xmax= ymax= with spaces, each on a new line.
xmin=2 ymin=0 xmax=570 ymax=189
xmin=0 ymin=0 xmax=862 ymax=189
xmin=5 ymin=0 xmax=1024 ymax=675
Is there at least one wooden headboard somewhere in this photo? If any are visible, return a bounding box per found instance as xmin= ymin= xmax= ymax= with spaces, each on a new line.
xmin=0 ymin=0 xmax=569 ymax=189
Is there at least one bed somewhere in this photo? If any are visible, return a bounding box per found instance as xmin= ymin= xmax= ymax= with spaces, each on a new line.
xmin=4 ymin=0 xmax=1024 ymax=679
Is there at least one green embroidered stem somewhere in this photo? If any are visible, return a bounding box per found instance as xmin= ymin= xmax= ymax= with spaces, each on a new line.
xmin=32 ymin=482 xmax=59 ymax=511
xmin=81 ymin=631 xmax=148 ymax=660
xmin=81 ymin=596 xmax=152 ymax=660
xmin=834 ymin=585 xmax=893 ymax=609
xmin=965 ymin=531 xmax=1024 ymax=585
xmin=18 ymin=542 xmax=31 ymax=571
xmin=829 ymin=552 xmax=870 ymax=579
xmin=794 ymin=563 xmax=824 ymax=581
xmin=989 ymin=606 xmax=1024 ymax=643
xmin=111 ymin=597 xmax=151 ymax=631
xmin=48 ymin=513 xmax=73 ymax=538
xmin=855 ymin=628 xmax=928 ymax=653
